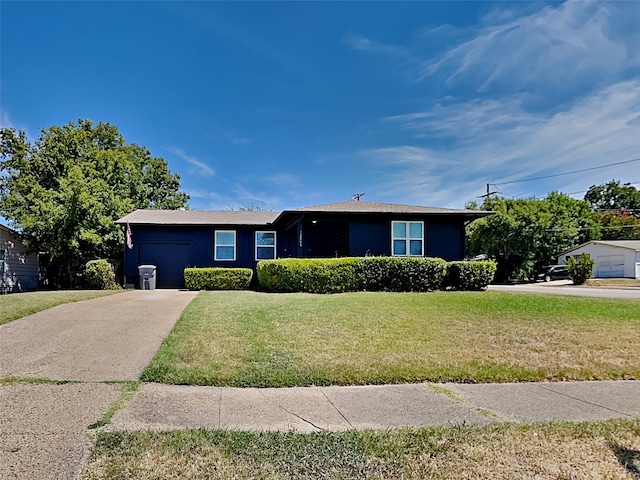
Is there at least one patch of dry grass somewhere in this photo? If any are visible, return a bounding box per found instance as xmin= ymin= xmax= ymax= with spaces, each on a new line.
xmin=587 ymin=279 xmax=640 ymax=288
xmin=142 ymin=290 xmax=640 ymax=386
xmin=82 ymin=420 xmax=640 ymax=479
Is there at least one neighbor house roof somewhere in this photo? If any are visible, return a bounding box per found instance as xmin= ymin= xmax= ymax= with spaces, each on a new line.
xmin=587 ymin=240 xmax=640 ymax=251
xmin=116 ymin=209 xmax=279 ymax=226
xmin=559 ymin=240 xmax=640 ymax=256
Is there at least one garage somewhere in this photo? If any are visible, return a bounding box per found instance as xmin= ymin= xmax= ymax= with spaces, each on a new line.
xmin=557 ymin=240 xmax=640 ymax=279
xmin=138 ymin=242 xmax=192 ymax=289
xmin=595 ymin=255 xmax=625 ymax=278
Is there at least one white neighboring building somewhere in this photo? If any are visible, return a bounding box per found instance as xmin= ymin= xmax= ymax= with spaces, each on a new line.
xmin=0 ymin=224 xmax=39 ymax=293
xmin=557 ymin=240 xmax=640 ymax=279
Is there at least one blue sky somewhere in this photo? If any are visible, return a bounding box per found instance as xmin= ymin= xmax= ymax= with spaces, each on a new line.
xmin=1 ymin=1 xmax=639 ymax=211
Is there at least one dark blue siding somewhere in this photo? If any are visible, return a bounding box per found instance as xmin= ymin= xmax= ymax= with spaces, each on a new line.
xmin=349 ymin=221 xmax=389 ymax=256
xmin=425 ymin=224 xmax=464 ymax=260
xmin=124 ymin=226 xmax=263 ymax=288
xmin=122 ymin=214 xmax=471 ymax=288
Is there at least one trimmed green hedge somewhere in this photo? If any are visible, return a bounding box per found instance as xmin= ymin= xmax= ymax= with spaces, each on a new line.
xmin=85 ymin=259 xmax=119 ymax=290
xmin=257 ymin=257 xmax=447 ymax=293
xmin=184 ymin=267 xmax=253 ymax=291
xmin=445 ymin=261 xmax=497 ymax=291
xmin=257 ymin=257 xmax=497 ymax=293
xmin=257 ymin=258 xmax=362 ymax=294
xmin=356 ymin=256 xmax=447 ymax=292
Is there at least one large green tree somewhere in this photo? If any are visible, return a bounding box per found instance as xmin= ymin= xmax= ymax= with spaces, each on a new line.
xmin=584 ymin=180 xmax=640 ymax=214
xmin=584 ymin=180 xmax=640 ymax=240
xmin=466 ymin=192 xmax=598 ymax=281
xmin=0 ymin=120 xmax=189 ymax=286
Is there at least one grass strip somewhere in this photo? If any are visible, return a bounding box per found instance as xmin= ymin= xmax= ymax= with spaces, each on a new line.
xmin=81 ymin=419 xmax=640 ymax=479
xmin=141 ymin=290 xmax=640 ymax=387
xmin=0 ymin=290 xmax=123 ymax=326
xmin=89 ymin=381 xmax=141 ymax=429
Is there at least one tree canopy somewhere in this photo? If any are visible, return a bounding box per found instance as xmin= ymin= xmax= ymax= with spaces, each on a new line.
xmin=466 ymin=192 xmax=598 ymax=281
xmin=584 ymin=180 xmax=640 ymax=214
xmin=0 ymin=119 xmax=189 ymax=286
xmin=584 ymin=180 xmax=640 ymax=240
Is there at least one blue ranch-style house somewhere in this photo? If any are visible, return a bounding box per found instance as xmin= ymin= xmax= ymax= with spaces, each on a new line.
xmin=116 ymin=200 xmax=492 ymax=289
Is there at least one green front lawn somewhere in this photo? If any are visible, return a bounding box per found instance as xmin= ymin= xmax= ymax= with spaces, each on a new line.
xmin=0 ymin=290 xmax=123 ymax=326
xmin=141 ymin=290 xmax=640 ymax=386
xmin=81 ymin=420 xmax=640 ymax=480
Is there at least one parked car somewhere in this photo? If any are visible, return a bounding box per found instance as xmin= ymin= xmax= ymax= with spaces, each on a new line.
xmin=536 ymin=265 xmax=569 ymax=282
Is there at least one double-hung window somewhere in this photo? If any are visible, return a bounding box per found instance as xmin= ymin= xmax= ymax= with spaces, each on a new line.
xmin=255 ymin=231 xmax=276 ymax=260
xmin=392 ymin=221 xmax=424 ymax=256
xmin=214 ymin=230 xmax=236 ymax=261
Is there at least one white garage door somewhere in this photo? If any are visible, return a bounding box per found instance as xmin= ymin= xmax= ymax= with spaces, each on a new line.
xmin=596 ymin=255 xmax=625 ymax=278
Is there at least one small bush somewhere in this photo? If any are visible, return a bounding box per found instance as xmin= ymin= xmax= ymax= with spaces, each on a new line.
xmin=355 ymin=256 xmax=447 ymax=292
xmin=566 ymin=254 xmax=594 ymax=285
xmin=257 ymin=258 xmax=362 ymax=293
xmin=184 ymin=267 xmax=253 ymax=291
xmin=445 ymin=260 xmax=497 ymax=291
xmin=85 ymin=259 xmax=119 ymax=290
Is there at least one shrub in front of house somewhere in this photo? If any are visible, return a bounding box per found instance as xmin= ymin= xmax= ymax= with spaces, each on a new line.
xmin=355 ymin=256 xmax=447 ymax=292
xmin=257 ymin=258 xmax=363 ymax=293
xmin=445 ymin=260 xmax=497 ymax=290
xmin=184 ymin=267 xmax=253 ymax=290
xmin=566 ymin=253 xmax=594 ymax=285
xmin=85 ymin=259 xmax=120 ymax=290
xmin=257 ymin=256 xmax=447 ymax=293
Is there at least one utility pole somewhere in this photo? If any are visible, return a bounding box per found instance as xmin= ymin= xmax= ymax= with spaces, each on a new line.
xmin=479 ymin=183 xmax=498 ymax=199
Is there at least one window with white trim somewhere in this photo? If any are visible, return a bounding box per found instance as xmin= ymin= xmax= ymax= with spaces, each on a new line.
xmin=391 ymin=221 xmax=424 ymax=256
xmin=255 ymin=231 xmax=276 ymax=260
xmin=214 ymin=230 xmax=236 ymax=261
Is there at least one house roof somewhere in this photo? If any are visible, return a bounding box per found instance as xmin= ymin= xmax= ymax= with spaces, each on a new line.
xmin=560 ymin=240 xmax=640 ymax=256
xmin=116 ymin=209 xmax=280 ymax=226
xmin=590 ymin=240 xmax=640 ymax=251
xmin=287 ymin=200 xmax=491 ymax=215
xmin=116 ymin=200 xmax=493 ymax=227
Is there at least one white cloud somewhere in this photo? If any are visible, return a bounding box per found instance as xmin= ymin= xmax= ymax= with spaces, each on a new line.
xmin=419 ymin=1 xmax=637 ymax=100
xmin=0 ymin=109 xmax=14 ymax=129
xmin=344 ymin=34 xmax=408 ymax=57
xmin=347 ymin=2 xmax=640 ymax=208
xmin=365 ymin=80 xmax=640 ymax=208
xmin=166 ymin=147 xmax=215 ymax=177
xmin=264 ymin=173 xmax=300 ymax=187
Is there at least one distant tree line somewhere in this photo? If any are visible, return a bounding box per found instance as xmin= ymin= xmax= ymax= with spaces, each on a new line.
xmin=466 ymin=180 xmax=640 ymax=281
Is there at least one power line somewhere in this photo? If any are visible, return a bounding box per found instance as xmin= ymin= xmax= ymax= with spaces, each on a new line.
xmin=545 ymin=224 xmax=640 ymax=232
xmin=494 ymin=158 xmax=640 ymax=186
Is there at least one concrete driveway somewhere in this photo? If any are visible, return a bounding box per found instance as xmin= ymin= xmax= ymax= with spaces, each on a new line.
xmin=0 ymin=289 xmax=197 ymax=479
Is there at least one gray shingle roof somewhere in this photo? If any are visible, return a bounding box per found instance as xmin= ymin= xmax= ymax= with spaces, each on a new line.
xmin=288 ymin=200 xmax=491 ymax=215
xmin=116 ymin=201 xmax=493 ymax=226
xmin=116 ymin=209 xmax=279 ymax=226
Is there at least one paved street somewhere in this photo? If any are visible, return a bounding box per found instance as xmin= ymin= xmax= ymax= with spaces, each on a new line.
xmin=489 ymin=281 xmax=640 ymax=299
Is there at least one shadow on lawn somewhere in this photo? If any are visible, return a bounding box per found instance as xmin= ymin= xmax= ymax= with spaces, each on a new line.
xmin=611 ymin=443 xmax=640 ymax=479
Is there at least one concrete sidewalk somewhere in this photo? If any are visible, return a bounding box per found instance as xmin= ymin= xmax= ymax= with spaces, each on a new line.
xmin=109 ymin=380 xmax=640 ymax=433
